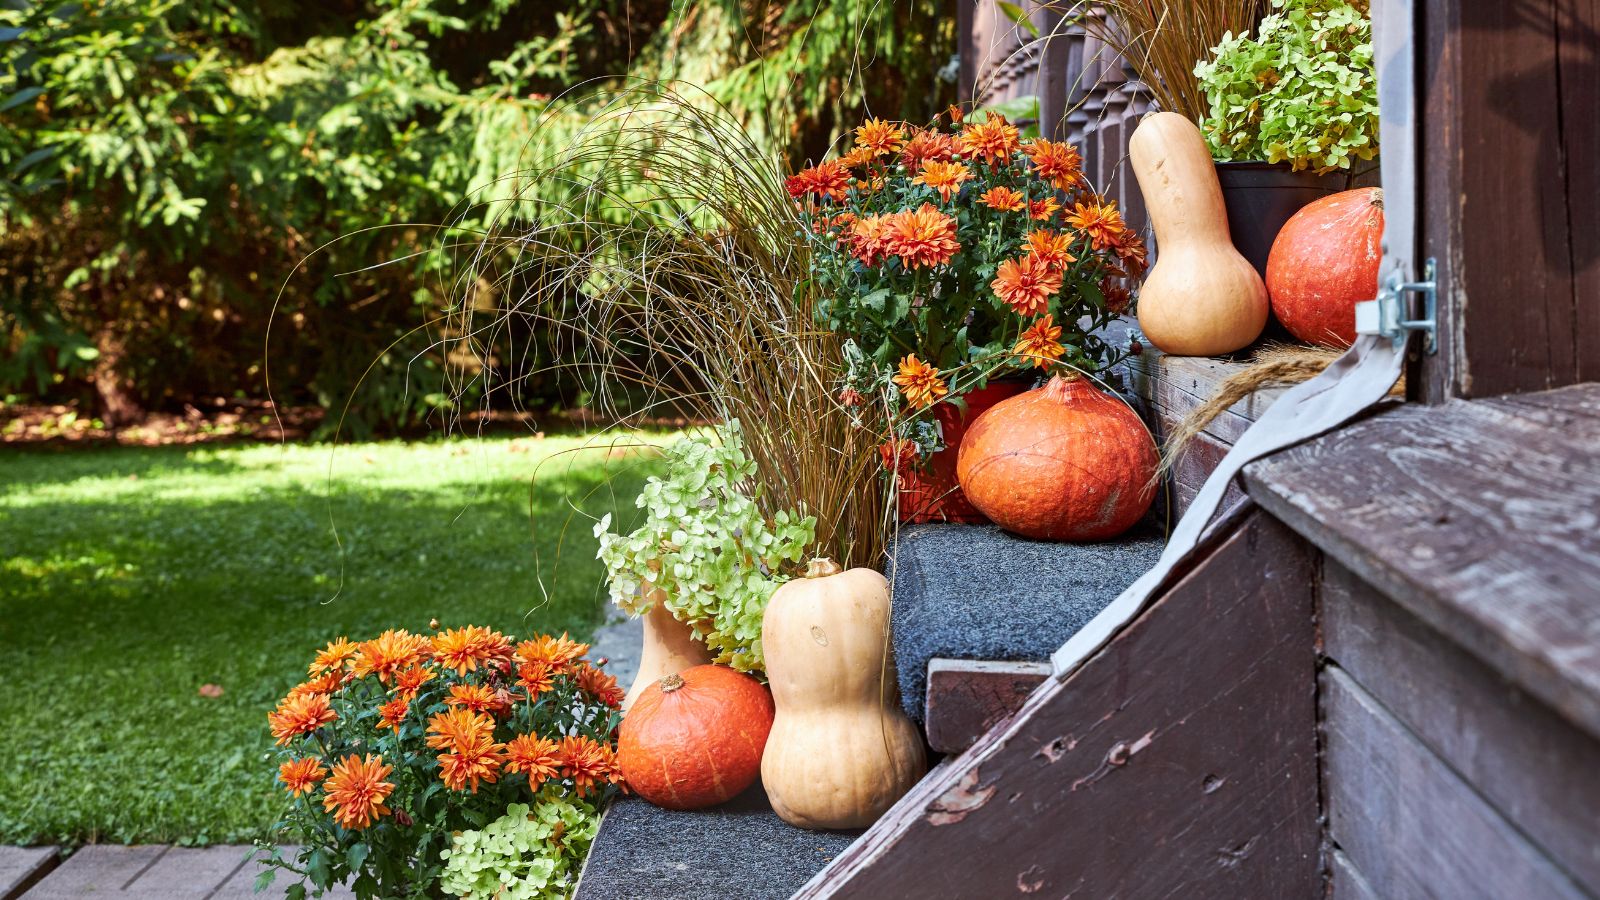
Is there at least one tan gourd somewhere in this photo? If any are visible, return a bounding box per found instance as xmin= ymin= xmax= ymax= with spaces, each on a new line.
xmin=622 ymin=586 xmax=713 ymax=711
xmin=761 ymin=559 xmax=926 ymax=829
xmin=1129 ymin=112 xmax=1268 ymax=356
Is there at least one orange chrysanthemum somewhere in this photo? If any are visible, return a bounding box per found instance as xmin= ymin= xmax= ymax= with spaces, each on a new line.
xmin=268 ymin=692 xmax=337 ymax=746
xmin=392 ymin=665 xmax=436 ymax=700
xmin=784 ymin=160 xmax=852 ymax=202
xmin=556 ymin=735 xmax=621 ymax=798
xmin=279 ymin=757 xmax=328 ymax=797
xmin=426 ymin=708 xmax=495 ymax=752
xmin=1023 ymin=139 xmax=1084 ymax=190
xmin=504 ymin=733 xmax=562 ymax=788
xmin=445 ymin=683 xmax=508 ymax=716
xmin=287 ymin=671 xmax=346 ymax=701
xmin=517 ymin=660 xmax=557 ymax=698
xmin=957 ymin=113 xmax=1021 ymax=164
xmin=878 ymin=438 xmax=918 ymax=475
xmin=883 ymin=203 xmax=960 ymax=269
xmin=839 ymin=146 xmax=878 ymax=169
xmin=377 ymin=696 xmax=409 ymax=732
xmin=1028 ymin=197 xmax=1061 ymax=221
xmin=899 ymin=128 xmax=957 ymax=172
xmin=351 ymin=629 xmax=428 ymax=684
xmin=892 ymin=354 xmax=948 ymax=409
xmin=844 ymin=213 xmax=893 ymax=266
xmin=575 ymin=662 xmax=625 ymax=709
xmin=979 ymin=186 xmax=1026 ymax=212
xmin=514 ymin=633 xmax=589 ymax=672
xmin=1024 ymin=229 xmax=1077 ymax=269
xmin=911 ymin=159 xmax=974 ymax=202
xmin=322 ymin=753 xmax=394 ymax=830
xmin=1110 ymin=228 xmax=1149 ymax=276
xmin=992 ymin=254 xmax=1064 ymax=316
xmin=309 ymin=637 xmax=359 ymax=676
xmin=1013 ymin=315 xmax=1067 ymax=368
xmin=1065 ymin=199 xmax=1128 ymax=251
xmin=854 ymin=117 xmax=905 ymax=157
xmin=430 ymin=626 xmax=512 ymax=676
xmin=437 ymin=730 xmax=504 ymax=793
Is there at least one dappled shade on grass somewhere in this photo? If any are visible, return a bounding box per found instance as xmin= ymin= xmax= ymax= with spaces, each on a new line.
xmin=0 ymin=435 xmax=656 ymax=845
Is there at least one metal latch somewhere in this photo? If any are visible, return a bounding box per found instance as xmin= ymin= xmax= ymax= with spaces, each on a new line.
xmin=1355 ymin=258 xmax=1437 ymax=353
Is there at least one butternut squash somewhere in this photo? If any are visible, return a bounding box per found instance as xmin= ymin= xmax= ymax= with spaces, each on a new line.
xmin=622 ymin=587 xmax=713 ymax=711
xmin=1129 ymin=112 xmax=1268 ymax=356
xmin=761 ymin=559 xmax=926 ymax=829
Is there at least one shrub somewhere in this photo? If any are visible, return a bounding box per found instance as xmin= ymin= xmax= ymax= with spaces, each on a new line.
xmin=438 ymin=797 xmax=598 ymax=900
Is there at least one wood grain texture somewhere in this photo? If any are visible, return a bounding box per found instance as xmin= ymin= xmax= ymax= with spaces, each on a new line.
xmin=1327 ymin=848 xmax=1380 ymax=900
xmin=923 ymin=659 xmax=1051 ymax=754
xmin=1245 ymin=383 xmax=1600 ymax=738
xmin=1322 ymin=668 xmax=1592 ymax=900
xmin=1323 ymin=560 xmax=1600 ymax=892
xmin=796 ymin=513 xmax=1320 ymax=899
xmin=1124 ymin=350 xmax=1286 ymax=445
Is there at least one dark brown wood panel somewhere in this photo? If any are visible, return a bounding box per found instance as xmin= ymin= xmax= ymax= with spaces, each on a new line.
xmin=1322 ymin=668 xmax=1592 ymax=900
xmin=924 ymin=659 xmax=1051 ymax=755
xmin=1245 ymin=383 xmax=1600 ymax=738
xmin=1323 ymin=560 xmax=1600 ymax=891
xmin=797 ymin=514 xmax=1320 ymax=899
xmin=1419 ymin=0 xmax=1600 ymax=399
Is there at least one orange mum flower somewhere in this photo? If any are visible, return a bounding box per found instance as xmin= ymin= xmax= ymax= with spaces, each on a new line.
xmin=504 ymin=733 xmax=562 ymax=789
xmin=556 ymin=735 xmax=621 ymax=798
xmin=517 ymin=660 xmax=557 ymax=698
xmin=840 ymin=146 xmax=878 ymax=169
xmin=884 ymin=203 xmax=960 ymax=269
xmin=992 ymin=254 xmax=1064 ymax=316
xmin=899 ymin=128 xmax=957 ymax=172
xmin=575 ymin=662 xmax=625 ymax=709
xmin=879 ymin=438 xmax=918 ymax=475
xmin=309 ymin=637 xmax=358 ymax=676
xmin=784 ymin=160 xmax=852 ymax=202
xmin=351 ymin=629 xmax=428 ymax=684
xmin=514 ymin=634 xmax=589 ymax=672
xmin=979 ymin=186 xmax=1027 ymax=212
xmin=445 ymin=683 xmax=507 ymax=716
xmin=844 ymin=213 xmax=893 ymax=265
xmin=268 ymin=692 xmax=337 ymax=746
xmin=1013 ymin=315 xmax=1067 ymax=368
xmin=392 ymin=665 xmax=436 ymax=700
xmin=278 ymin=757 xmax=328 ymax=797
xmin=1110 ymin=228 xmax=1149 ymax=276
xmin=1025 ymin=229 xmax=1077 ymax=269
xmin=287 ymin=671 xmax=346 ymax=701
xmin=437 ymin=731 xmax=504 ymax=793
xmin=1065 ymin=199 xmax=1128 ymax=251
xmin=854 ymin=118 xmax=905 ymax=157
xmin=1028 ymin=197 xmax=1061 ymax=221
xmin=957 ymin=113 xmax=1021 ymax=164
xmin=893 ymin=354 xmax=948 ymax=409
xmin=1023 ymin=139 xmax=1084 ymax=190
xmin=911 ymin=159 xmax=974 ymax=202
xmin=322 ymin=754 xmax=394 ymax=830
xmin=426 ymin=708 xmax=495 ymax=752
xmin=430 ymin=626 xmax=511 ymax=676
xmin=377 ymin=696 xmax=409 ymax=732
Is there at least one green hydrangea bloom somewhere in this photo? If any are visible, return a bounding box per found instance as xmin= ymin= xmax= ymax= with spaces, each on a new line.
xmin=438 ymin=795 xmax=599 ymax=900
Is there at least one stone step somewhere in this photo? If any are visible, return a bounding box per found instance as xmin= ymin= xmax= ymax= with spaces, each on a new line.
xmin=16 ymin=846 xmax=352 ymax=900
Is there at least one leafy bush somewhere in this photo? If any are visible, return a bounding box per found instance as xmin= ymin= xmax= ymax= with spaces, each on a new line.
xmin=439 ymin=797 xmax=598 ymax=900
xmin=1195 ymin=0 xmax=1379 ymax=172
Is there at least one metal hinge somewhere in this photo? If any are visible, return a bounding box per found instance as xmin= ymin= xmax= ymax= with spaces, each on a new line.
xmin=1354 ymin=258 xmax=1437 ymax=354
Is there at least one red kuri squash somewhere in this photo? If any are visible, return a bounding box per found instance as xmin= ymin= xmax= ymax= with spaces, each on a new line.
xmin=1266 ymin=187 xmax=1384 ymax=348
xmin=956 ymin=375 xmax=1157 ymax=541
xmin=617 ymin=664 xmax=773 ymax=810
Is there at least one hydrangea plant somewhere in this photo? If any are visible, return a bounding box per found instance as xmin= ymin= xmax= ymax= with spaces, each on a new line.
xmin=1195 ymin=0 xmax=1379 ymax=172
xmin=594 ymin=421 xmax=816 ymax=674
xmin=438 ymin=796 xmax=598 ymax=900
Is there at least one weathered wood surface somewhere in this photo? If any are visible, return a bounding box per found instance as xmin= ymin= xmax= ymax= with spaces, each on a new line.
xmin=1321 ymin=668 xmax=1593 ymax=900
xmin=0 ymin=847 xmax=56 ymax=900
xmin=1245 ymin=383 xmax=1600 ymax=738
xmin=1323 ymin=560 xmax=1600 ymax=891
xmin=796 ymin=513 xmax=1320 ymax=898
xmin=923 ymin=659 xmax=1051 ymax=755
xmin=1418 ymin=0 xmax=1600 ymax=399
xmin=1327 ymin=848 xmax=1380 ymax=900
xmin=19 ymin=846 xmax=352 ymax=899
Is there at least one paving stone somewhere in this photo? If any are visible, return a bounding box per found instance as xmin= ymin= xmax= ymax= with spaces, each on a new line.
xmin=590 ymin=611 xmax=642 ymax=690
xmin=23 ymin=845 xmax=166 ymax=898
xmin=210 ymin=848 xmax=355 ymax=900
xmin=127 ymin=846 xmax=252 ymax=897
xmin=19 ymin=846 xmax=352 ymax=900
xmin=0 ymin=847 xmax=58 ymax=899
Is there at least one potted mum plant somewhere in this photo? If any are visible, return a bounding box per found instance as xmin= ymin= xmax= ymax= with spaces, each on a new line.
xmin=1195 ymin=0 xmax=1381 ymax=273
xmin=789 ymin=109 xmax=1146 ymax=523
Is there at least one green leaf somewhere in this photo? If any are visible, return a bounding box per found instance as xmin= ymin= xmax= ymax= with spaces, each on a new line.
xmin=345 ymin=842 xmax=369 ymax=872
xmin=996 ymin=2 xmax=1039 ymax=38
xmin=0 ymin=86 xmax=44 ymax=113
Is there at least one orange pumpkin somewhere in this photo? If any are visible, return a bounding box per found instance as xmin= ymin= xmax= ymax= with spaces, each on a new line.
xmin=616 ymin=664 xmax=774 ymax=810
xmin=956 ymin=375 xmax=1157 ymax=541
xmin=1266 ymin=188 xmax=1384 ymax=348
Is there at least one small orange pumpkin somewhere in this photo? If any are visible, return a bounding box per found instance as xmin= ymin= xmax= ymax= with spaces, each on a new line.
xmin=617 ymin=664 xmax=774 ymax=810
xmin=1266 ymin=188 xmax=1384 ymax=348
xmin=956 ymin=375 xmax=1157 ymax=541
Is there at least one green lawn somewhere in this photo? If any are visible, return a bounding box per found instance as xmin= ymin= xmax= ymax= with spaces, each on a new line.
xmin=0 ymin=434 xmax=655 ymax=846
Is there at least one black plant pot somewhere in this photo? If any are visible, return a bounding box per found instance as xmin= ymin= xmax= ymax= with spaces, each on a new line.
xmin=1214 ymin=160 xmax=1380 ymax=277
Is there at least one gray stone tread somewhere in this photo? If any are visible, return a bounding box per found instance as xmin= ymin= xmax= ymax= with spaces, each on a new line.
xmin=0 ymin=846 xmax=57 ymax=898
xmin=17 ymin=845 xmax=352 ymax=899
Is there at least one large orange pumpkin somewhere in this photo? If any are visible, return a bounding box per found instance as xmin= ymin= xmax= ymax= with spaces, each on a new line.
xmin=956 ymin=375 xmax=1157 ymax=541
xmin=616 ymin=664 xmax=774 ymax=810
xmin=1266 ymin=187 xmax=1384 ymax=347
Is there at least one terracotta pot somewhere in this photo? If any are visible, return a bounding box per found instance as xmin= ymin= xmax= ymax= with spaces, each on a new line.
xmin=894 ymin=379 xmax=1030 ymax=524
xmin=622 ymin=591 xmax=713 ymax=711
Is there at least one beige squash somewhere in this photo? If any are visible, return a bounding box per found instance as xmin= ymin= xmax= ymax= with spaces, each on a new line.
xmin=761 ymin=559 xmax=926 ymax=829
xmin=622 ymin=588 xmax=713 ymax=711
xmin=1129 ymin=112 xmax=1268 ymax=356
